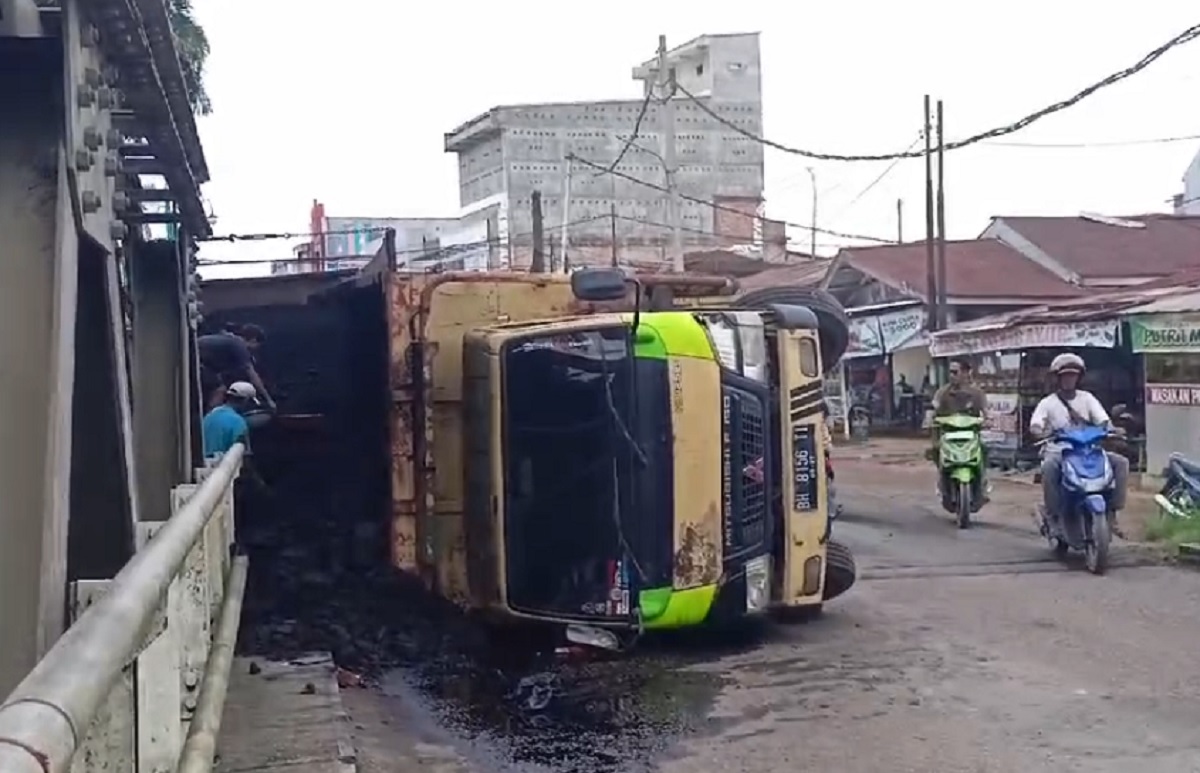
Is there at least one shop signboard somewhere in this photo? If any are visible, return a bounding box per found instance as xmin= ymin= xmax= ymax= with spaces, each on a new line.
xmin=1129 ymin=316 xmax=1200 ymax=353
xmin=981 ymin=392 xmax=1020 ymax=450
xmin=844 ymin=306 xmax=927 ymax=359
xmin=930 ymin=320 xmax=1117 ymax=358
xmin=1145 ymin=383 xmax=1200 ymax=406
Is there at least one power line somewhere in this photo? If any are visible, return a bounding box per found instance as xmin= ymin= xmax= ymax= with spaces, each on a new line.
xmin=568 ymin=152 xmax=897 ymax=243
xmin=195 ymin=215 xmax=610 ymax=267
xmin=593 ymin=90 xmax=655 ymax=177
xmin=675 ymin=21 xmax=1200 ymax=162
xmin=827 ymin=133 xmax=923 ymax=224
xmin=983 ymin=132 xmax=1200 ymax=148
xmin=200 ymin=226 xmax=383 ymax=243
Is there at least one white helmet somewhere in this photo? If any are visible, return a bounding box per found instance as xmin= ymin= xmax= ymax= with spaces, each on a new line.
xmin=1049 ymin=352 xmax=1085 ymax=376
xmin=226 ymin=381 xmax=257 ymax=399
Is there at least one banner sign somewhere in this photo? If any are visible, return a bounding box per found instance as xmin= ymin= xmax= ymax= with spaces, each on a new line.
xmin=981 ymin=392 xmax=1020 ymax=450
xmin=844 ymin=306 xmax=927 ymax=359
xmin=930 ymin=320 xmax=1117 ymax=358
xmin=1129 ymin=316 xmax=1200 ymax=353
xmin=1145 ymin=383 xmax=1200 ymax=406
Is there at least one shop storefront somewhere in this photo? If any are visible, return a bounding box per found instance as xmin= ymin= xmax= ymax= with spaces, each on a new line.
xmin=930 ymin=319 xmax=1136 ymax=467
xmin=1129 ymin=314 xmax=1200 ymax=471
xmin=841 ymin=303 xmax=930 ymax=432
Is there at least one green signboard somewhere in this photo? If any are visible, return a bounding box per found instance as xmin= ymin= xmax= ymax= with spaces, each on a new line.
xmin=1129 ymin=316 xmax=1200 ymax=353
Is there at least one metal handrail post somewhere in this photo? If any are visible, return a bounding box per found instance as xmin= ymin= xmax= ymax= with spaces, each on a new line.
xmin=0 ymin=445 xmax=245 ymax=773
xmin=177 ymin=554 xmax=249 ymax=773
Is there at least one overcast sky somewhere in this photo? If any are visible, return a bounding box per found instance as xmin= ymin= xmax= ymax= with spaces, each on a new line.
xmin=192 ymin=2 xmax=1200 ymax=279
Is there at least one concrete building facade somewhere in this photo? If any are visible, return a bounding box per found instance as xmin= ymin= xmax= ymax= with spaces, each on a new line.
xmin=444 ymin=33 xmax=765 ymax=267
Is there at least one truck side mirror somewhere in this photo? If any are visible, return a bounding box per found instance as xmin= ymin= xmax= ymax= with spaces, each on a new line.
xmin=570 ymin=268 xmax=629 ymax=302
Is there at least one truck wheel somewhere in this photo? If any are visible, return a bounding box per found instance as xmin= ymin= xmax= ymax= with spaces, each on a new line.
xmin=734 ymin=287 xmax=849 ymax=373
xmin=823 ymin=539 xmax=857 ymax=601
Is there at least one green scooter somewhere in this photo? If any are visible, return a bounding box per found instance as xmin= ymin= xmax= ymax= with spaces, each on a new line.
xmin=935 ymin=414 xmax=986 ymax=529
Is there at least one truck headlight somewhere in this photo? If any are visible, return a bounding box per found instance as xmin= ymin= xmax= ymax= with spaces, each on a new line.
xmin=744 ymin=555 xmax=771 ymax=612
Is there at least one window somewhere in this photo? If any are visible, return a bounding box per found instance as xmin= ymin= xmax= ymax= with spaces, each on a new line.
xmin=797 ymin=337 xmax=819 ymax=377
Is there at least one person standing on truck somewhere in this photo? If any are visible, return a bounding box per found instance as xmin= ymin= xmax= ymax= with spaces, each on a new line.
xmin=203 ymin=381 xmax=256 ymax=458
xmin=198 ymin=323 xmax=275 ymax=411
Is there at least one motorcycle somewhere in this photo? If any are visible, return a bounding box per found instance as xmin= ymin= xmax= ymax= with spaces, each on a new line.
xmin=1156 ymin=452 xmax=1200 ymax=519
xmin=934 ymin=414 xmax=986 ymax=529
xmin=1035 ymin=426 xmax=1116 ymax=575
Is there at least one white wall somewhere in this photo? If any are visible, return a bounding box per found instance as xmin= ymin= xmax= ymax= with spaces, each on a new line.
xmin=892 ymin=347 xmax=932 ymax=389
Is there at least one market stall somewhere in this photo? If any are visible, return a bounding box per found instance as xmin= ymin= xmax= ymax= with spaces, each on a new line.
xmin=1129 ymin=313 xmax=1200 ymax=471
xmin=841 ymin=302 xmax=929 ymax=432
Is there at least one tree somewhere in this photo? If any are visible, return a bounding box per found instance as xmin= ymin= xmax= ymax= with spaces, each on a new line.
xmin=167 ymin=0 xmax=211 ymax=115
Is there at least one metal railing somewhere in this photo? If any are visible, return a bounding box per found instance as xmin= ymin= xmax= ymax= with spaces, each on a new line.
xmin=0 ymin=445 xmax=247 ymax=773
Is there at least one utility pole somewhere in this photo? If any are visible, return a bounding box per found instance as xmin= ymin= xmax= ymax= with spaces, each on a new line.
xmin=610 ymin=203 xmax=619 ymax=267
xmin=923 ymin=95 xmax=937 ymax=336
xmin=807 ymin=167 xmax=818 ymax=259
xmin=558 ymin=157 xmax=573 ymax=272
xmin=935 ymin=100 xmax=948 ymax=331
xmin=530 ymin=190 xmax=546 ymax=273
xmin=896 ymin=198 xmax=903 ymax=242
xmin=658 ymin=34 xmax=685 ymax=273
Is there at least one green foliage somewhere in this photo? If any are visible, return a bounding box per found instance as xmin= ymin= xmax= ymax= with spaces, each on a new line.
xmin=167 ymin=0 xmax=211 ymax=115
xmin=1143 ymin=509 xmax=1200 ymax=551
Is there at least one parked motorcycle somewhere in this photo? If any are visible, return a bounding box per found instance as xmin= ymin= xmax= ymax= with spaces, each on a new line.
xmin=1156 ymin=452 xmax=1200 ymax=519
xmin=1035 ymin=426 xmax=1116 ymax=575
xmin=934 ymin=414 xmax=986 ymax=529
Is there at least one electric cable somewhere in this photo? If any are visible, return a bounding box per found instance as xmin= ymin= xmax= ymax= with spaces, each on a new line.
xmin=567 ymin=152 xmax=897 ymax=243
xmin=827 ymin=133 xmax=923 ymax=224
xmin=194 ymin=215 xmax=610 ymax=267
xmin=984 ymin=132 xmax=1200 ymax=148
xmin=593 ymin=90 xmax=655 ymax=177
xmin=674 ymin=22 xmax=1200 ymax=162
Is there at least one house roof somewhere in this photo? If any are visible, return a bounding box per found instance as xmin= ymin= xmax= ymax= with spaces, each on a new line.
xmin=995 ymin=214 xmax=1200 ymax=280
xmin=836 ymin=239 xmax=1084 ymax=301
xmin=933 ymin=270 xmax=1200 ymax=336
xmin=735 ymin=259 xmax=832 ymax=293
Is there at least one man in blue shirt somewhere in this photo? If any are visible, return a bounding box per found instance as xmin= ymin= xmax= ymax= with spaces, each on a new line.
xmin=203 ymin=381 xmax=255 ymax=458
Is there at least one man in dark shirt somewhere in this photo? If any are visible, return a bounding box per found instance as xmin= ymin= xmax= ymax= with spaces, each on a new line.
xmin=198 ymin=323 xmax=274 ymax=411
xmin=932 ymin=359 xmax=987 ymax=417
xmin=930 ymin=358 xmax=990 ymax=499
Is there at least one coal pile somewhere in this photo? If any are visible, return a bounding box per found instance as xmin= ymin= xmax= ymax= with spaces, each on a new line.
xmin=235 ymin=430 xmax=731 ymax=772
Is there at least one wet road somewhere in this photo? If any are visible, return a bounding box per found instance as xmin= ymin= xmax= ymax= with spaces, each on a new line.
xmin=344 ymin=478 xmax=1200 ymax=772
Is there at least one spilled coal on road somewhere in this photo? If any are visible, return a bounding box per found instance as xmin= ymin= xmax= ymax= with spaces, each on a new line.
xmin=235 ymin=439 xmax=741 ymax=772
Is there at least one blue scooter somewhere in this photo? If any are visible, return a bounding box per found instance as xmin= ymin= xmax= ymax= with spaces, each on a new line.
xmin=1035 ymin=426 xmax=1116 ymax=575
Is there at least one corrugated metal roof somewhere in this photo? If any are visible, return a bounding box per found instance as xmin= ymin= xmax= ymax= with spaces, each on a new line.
xmin=935 ymin=272 xmax=1200 ymax=335
xmin=734 ymin=259 xmax=832 ymax=292
xmin=996 ymin=214 xmax=1200 ymax=280
xmin=837 ymin=239 xmax=1084 ymax=300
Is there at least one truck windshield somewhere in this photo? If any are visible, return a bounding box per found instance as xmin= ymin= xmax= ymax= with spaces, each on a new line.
xmin=501 ymin=326 xmax=662 ymax=617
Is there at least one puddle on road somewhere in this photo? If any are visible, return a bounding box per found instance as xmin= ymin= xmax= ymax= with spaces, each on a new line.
xmin=384 ymin=650 xmax=727 ymax=772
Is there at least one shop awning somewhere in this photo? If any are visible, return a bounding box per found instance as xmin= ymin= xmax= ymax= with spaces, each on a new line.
xmin=930 ymin=319 xmax=1118 ymax=358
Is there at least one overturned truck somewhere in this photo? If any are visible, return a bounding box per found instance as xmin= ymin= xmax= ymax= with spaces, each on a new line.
xmin=207 ymin=255 xmax=856 ymax=650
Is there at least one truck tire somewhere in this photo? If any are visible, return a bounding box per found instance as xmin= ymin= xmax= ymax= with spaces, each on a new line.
xmin=823 ymin=539 xmax=857 ymax=602
xmin=771 ymin=539 xmax=858 ymax=624
xmin=734 ymin=286 xmax=849 ymax=372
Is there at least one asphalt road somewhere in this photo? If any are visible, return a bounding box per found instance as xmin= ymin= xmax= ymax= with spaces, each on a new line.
xmin=344 ymin=475 xmax=1200 ymax=773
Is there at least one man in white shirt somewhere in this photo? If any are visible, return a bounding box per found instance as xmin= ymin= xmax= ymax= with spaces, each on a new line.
xmin=1029 ymin=353 xmax=1128 ymax=529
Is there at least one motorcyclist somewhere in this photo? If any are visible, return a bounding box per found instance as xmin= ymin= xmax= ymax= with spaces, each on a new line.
xmin=932 ymin=359 xmax=987 ymax=418
xmin=929 ymin=359 xmax=990 ymax=501
xmin=1029 ymin=353 xmax=1128 ymax=532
